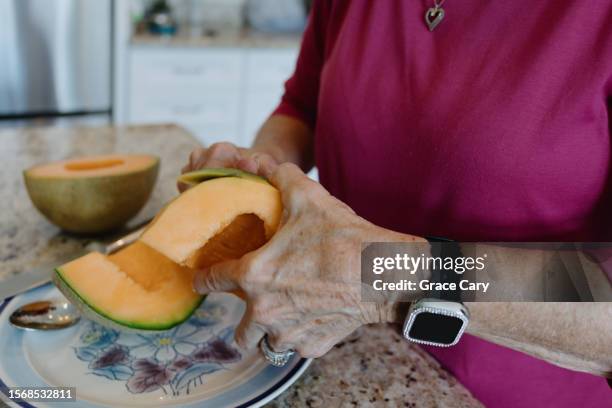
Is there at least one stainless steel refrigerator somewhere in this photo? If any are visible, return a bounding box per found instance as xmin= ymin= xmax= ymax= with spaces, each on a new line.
xmin=0 ymin=0 xmax=112 ymax=128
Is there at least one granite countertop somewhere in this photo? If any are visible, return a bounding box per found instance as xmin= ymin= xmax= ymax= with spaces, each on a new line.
xmin=267 ymin=325 xmax=482 ymax=408
xmin=131 ymin=28 xmax=301 ymax=49
xmin=0 ymin=124 xmax=482 ymax=407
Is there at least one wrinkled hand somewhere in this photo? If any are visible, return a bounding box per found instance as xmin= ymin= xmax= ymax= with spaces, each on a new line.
xmin=193 ymin=163 xmax=392 ymax=358
xmin=178 ymin=142 xmax=278 ymax=192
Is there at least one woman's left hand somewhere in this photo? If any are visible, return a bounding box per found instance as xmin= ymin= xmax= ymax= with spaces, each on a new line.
xmin=193 ymin=163 xmax=403 ymax=357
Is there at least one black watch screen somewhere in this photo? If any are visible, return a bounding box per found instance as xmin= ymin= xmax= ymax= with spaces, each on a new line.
xmin=407 ymin=311 xmax=465 ymax=345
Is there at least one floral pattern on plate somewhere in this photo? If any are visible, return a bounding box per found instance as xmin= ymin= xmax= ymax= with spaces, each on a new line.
xmin=72 ymin=300 xmax=241 ymax=396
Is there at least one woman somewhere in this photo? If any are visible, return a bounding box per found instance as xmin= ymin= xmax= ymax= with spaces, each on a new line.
xmin=181 ymin=1 xmax=612 ymax=406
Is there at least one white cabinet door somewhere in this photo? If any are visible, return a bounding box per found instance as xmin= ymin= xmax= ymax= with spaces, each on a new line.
xmin=242 ymin=90 xmax=283 ymax=145
xmin=130 ymin=48 xmax=243 ymax=91
xmin=127 ymin=46 xmax=300 ymax=149
xmin=244 ymin=48 xmax=298 ymax=90
xmin=182 ymin=122 xmax=241 ymax=148
xmin=241 ymin=48 xmax=298 ymax=146
xmin=130 ymin=90 xmax=239 ymax=124
xmin=128 ymin=47 xmax=243 ymax=147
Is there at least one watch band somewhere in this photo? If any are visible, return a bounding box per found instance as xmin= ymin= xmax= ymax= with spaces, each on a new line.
xmin=425 ymin=236 xmax=463 ymax=303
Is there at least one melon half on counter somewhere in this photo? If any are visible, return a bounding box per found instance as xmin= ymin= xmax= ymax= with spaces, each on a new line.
xmin=24 ymin=154 xmax=159 ymax=234
xmin=53 ymin=169 xmax=283 ymax=331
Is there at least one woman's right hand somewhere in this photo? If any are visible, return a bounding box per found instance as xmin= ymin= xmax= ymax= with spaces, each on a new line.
xmin=178 ymin=142 xmax=279 ymax=192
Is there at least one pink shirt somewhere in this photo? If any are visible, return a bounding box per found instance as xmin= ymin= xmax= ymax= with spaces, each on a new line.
xmin=274 ymin=1 xmax=612 ymax=406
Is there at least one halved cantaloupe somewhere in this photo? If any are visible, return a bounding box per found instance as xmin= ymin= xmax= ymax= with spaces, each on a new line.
xmin=54 ymin=168 xmax=283 ymax=331
xmin=24 ymin=154 xmax=159 ymax=234
xmin=54 ymin=242 xmax=203 ymax=331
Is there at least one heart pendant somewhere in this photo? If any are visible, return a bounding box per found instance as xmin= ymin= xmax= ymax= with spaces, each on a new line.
xmin=425 ymin=7 xmax=445 ymax=31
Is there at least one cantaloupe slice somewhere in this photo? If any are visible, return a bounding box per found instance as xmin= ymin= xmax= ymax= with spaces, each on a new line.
xmin=24 ymin=154 xmax=159 ymax=234
xmin=54 ymin=168 xmax=283 ymax=331
xmin=54 ymin=242 xmax=203 ymax=331
xmin=142 ymin=169 xmax=282 ymax=267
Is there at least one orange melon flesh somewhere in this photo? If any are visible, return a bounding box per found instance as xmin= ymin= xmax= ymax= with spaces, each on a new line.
xmin=54 ymin=242 xmax=203 ymax=330
xmin=141 ymin=176 xmax=283 ymax=267
xmin=26 ymin=154 xmax=156 ymax=178
xmin=186 ymin=213 xmax=267 ymax=269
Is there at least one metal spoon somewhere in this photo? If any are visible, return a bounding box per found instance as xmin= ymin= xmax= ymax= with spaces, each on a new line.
xmin=8 ymin=225 xmax=147 ymax=331
xmin=9 ymin=299 xmax=80 ymax=330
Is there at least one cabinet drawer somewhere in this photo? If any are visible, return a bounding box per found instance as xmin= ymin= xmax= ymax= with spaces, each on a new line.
xmin=129 ymin=91 xmax=240 ymax=125
xmin=131 ymin=48 xmax=243 ymax=90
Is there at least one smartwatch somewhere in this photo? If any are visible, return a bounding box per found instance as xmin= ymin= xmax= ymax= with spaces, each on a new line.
xmin=402 ymin=298 xmax=469 ymax=347
xmin=402 ymin=237 xmax=470 ymax=347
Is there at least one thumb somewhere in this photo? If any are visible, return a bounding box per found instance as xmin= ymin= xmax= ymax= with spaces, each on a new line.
xmin=193 ymin=259 xmax=242 ymax=294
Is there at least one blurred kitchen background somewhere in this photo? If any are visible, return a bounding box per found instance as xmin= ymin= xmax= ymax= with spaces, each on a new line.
xmin=0 ymin=0 xmax=309 ymax=148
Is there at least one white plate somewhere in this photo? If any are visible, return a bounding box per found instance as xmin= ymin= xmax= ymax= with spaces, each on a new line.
xmin=0 ymin=284 xmax=310 ymax=408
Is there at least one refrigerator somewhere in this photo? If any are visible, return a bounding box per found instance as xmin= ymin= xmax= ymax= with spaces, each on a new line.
xmin=0 ymin=0 xmax=112 ymax=128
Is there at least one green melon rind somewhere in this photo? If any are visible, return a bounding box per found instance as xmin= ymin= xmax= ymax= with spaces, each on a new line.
xmin=53 ymin=268 xmax=205 ymax=332
xmin=177 ymin=168 xmax=268 ymax=187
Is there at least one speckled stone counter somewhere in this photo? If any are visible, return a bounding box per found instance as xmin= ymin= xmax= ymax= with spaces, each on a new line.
xmin=266 ymin=325 xmax=482 ymax=408
xmin=0 ymin=124 xmax=482 ymax=407
xmin=131 ymin=28 xmax=301 ymax=49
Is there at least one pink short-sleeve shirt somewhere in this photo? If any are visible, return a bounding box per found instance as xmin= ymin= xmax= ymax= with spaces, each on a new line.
xmin=274 ymin=1 xmax=612 ymax=406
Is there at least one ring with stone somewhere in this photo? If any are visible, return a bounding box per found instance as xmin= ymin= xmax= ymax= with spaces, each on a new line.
xmin=259 ymin=334 xmax=296 ymax=367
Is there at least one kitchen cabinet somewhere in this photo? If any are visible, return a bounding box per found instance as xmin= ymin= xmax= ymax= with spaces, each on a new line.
xmin=126 ymin=45 xmax=298 ymax=148
xmin=242 ymin=48 xmax=298 ymax=143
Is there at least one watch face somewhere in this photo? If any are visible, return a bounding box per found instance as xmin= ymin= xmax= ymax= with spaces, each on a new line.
xmin=408 ymin=311 xmax=465 ymax=345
